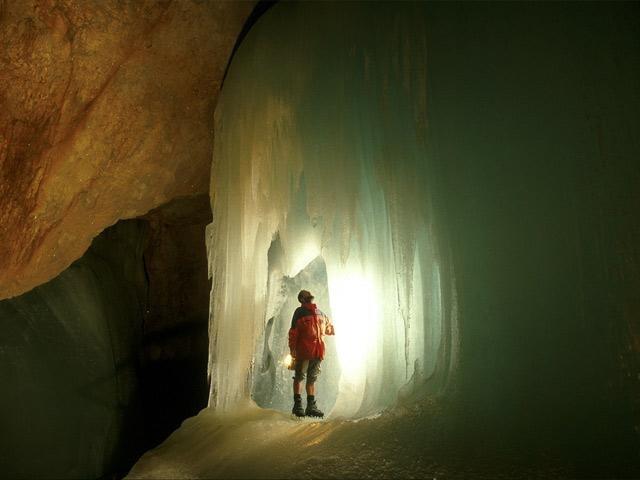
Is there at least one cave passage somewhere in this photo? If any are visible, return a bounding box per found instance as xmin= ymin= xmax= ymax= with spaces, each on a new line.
xmin=0 ymin=197 xmax=213 ymax=479
xmin=252 ymin=245 xmax=341 ymax=415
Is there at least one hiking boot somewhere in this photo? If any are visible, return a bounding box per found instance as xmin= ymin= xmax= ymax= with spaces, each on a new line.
xmin=305 ymin=396 xmax=324 ymax=418
xmin=292 ymin=395 xmax=305 ymax=417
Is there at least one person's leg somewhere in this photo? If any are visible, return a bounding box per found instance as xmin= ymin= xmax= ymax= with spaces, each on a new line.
xmin=305 ymin=359 xmax=324 ymax=417
xmin=305 ymin=359 xmax=321 ymax=390
xmin=293 ymin=359 xmax=308 ymax=393
xmin=292 ymin=360 xmax=308 ymax=416
xmin=305 ymin=382 xmax=315 ymax=396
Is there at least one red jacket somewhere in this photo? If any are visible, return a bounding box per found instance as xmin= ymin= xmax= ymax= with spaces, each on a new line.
xmin=288 ymin=303 xmax=335 ymax=360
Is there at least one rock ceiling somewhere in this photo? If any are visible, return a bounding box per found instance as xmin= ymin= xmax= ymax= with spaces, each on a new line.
xmin=0 ymin=0 xmax=254 ymax=299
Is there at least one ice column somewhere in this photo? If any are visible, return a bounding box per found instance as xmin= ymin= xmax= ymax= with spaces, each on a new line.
xmin=207 ymin=2 xmax=455 ymax=416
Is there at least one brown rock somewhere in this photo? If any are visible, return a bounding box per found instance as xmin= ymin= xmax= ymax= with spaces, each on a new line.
xmin=0 ymin=0 xmax=253 ymax=299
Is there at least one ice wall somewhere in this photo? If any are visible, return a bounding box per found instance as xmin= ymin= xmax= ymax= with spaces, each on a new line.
xmin=207 ymin=2 xmax=456 ymax=416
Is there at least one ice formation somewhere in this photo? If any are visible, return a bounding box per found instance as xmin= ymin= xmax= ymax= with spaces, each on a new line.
xmin=207 ymin=2 xmax=457 ymax=418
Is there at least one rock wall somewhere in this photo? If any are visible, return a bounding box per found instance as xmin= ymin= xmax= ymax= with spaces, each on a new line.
xmin=139 ymin=194 xmax=212 ymax=449
xmin=0 ymin=220 xmax=148 ymax=479
xmin=423 ymin=2 xmax=640 ymax=472
xmin=0 ymin=0 xmax=253 ymax=300
xmin=0 ymin=193 xmax=214 ymax=477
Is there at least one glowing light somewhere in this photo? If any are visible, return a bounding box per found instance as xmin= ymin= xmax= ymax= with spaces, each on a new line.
xmin=283 ymin=353 xmax=293 ymax=369
xmin=329 ymin=270 xmax=380 ymax=403
xmin=288 ymin=238 xmax=320 ymax=277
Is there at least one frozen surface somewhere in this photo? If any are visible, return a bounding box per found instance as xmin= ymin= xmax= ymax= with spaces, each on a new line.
xmin=125 ymin=404 xmax=441 ymax=479
xmin=126 ymin=403 xmax=571 ymax=479
xmin=207 ymin=1 xmax=456 ymax=418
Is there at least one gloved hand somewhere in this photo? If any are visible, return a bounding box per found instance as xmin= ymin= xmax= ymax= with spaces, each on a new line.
xmin=325 ymin=323 xmax=335 ymax=335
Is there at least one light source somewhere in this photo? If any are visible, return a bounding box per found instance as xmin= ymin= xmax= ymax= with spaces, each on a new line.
xmin=328 ymin=270 xmax=380 ymax=391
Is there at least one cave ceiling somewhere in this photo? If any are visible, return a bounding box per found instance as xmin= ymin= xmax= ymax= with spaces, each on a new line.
xmin=0 ymin=0 xmax=254 ymax=299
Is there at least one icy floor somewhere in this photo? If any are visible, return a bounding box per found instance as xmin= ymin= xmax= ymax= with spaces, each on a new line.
xmin=126 ymin=401 xmax=571 ymax=479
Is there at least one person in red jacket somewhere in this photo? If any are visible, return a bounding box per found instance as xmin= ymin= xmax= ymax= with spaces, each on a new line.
xmin=288 ymin=289 xmax=335 ymax=417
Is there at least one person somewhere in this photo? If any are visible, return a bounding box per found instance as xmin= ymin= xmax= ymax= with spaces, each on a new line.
xmin=288 ymin=289 xmax=335 ymax=417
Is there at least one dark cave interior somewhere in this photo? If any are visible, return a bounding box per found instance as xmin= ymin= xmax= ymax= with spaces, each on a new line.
xmin=0 ymin=2 xmax=639 ymax=479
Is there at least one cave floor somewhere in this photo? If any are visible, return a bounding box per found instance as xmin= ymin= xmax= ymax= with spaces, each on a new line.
xmin=126 ymin=402 xmax=575 ymax=479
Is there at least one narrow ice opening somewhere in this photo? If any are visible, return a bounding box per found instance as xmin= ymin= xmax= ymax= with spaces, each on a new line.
xmin=253 ymin=249 xmax=340 ymax=416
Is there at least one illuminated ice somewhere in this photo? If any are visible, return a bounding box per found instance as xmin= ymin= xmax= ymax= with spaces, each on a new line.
xmin=206 ymin=2 xmax=456 ymax=417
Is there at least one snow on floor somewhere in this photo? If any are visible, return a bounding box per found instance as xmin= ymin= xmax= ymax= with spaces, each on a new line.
xmin=126 ymin=401 xmax=571 ymax=479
